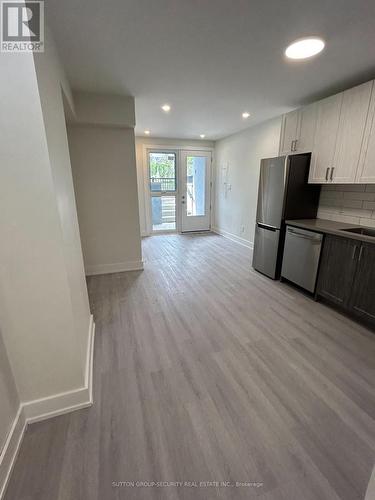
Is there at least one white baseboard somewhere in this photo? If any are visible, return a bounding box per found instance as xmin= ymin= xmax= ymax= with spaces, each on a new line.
xmin=0 ymin=315 xmax=95 ymax=499
xmin=22 ymin=314 xmax=96 ymax=423
xmin=0 ymin=407 xmax=26 ymax=500
xmin=212 ymin=226 xmax=254 ymax=250
xmin=85 ymin=260 xmax=144 ymax=276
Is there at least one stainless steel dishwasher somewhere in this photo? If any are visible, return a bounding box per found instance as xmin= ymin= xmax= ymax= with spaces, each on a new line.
xmin=281 ymin=226 xmax=323 ymax=293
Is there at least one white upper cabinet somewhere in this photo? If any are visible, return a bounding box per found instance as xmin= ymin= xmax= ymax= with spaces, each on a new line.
xmin=308 ymin=93 xmax=343 ymax=183
xmin=297 ymin=103 xmax=317 ymax=153
xmin=279 ymin=110 xmax=299 ymax=155
xmin=332 ymin=81 xmax=373 ymax=183
xmin=279 ymin=104 xmax=317 ymax=155
xmin=357 ymin=82 xmax=375 ymax=183
xmin=280 ymin=78 xmax=375 ymax=184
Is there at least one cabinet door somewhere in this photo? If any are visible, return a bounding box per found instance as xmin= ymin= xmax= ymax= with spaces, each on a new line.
xmin=308 ymin=94 xmax=343 ymax=183
xmin=317 ymin=235 xmax=358 ymax=307
xmin=357 ymin=80 xmax=375 ymax=183
xmin=350 ymin=243 xmax=375 ymax=324
xmin=332 ymin=81 xmax=373 ymax=183
xmin=279 ymin=110 xmax=299 ymax=155
xmin=296 ymin=103 xmax=317 ymax=153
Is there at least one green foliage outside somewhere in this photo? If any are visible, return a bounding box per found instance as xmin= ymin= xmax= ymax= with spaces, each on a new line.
xmin=149 ymin=153 xmax=194 ymax=178
xmin=186 ymin=156 xmax=194 ymax=177
xmin=149 ymin=153 xmax=175 ymax=178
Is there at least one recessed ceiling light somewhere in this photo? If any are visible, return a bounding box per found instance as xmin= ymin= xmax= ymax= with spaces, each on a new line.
xmin=200 ymin=134 xmax=205 ymax=139
xmin=285 ymin=37 xmax=325 ymax=60
xmin=144 ymin=130 xmax=150 ymax=135
xmin=161 ymin=104 xmax=171 ymax=112
xmin=242 ymin=112 xmax=250 ymax=119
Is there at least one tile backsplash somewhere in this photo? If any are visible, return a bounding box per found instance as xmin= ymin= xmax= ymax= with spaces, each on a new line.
xmin=318 ymin=184 xmax=375 ymax=228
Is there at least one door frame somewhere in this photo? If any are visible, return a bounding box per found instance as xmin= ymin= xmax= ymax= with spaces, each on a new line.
xmin=142 ymin=144 xmax=213 ymax=236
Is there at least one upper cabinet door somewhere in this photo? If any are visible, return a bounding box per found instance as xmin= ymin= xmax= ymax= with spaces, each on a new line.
xmin=357 ymin=81 xmax=375 ymax=183
xmin=332 ymin=81 xmax=373 ymax=183
xmin=308 ymin=93 xmax=343 ymax=183
xmin=279 ymin=110 xmax=300 ymax=155
xmin=296 ymin=103 xmax=317 ymax=153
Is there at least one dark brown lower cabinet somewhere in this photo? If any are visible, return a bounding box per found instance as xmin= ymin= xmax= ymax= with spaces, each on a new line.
xmin=317 ymin=235 xmax=375 ymax=328
xmin=349 ymin=242 xmax=375 ymax=323
xmin=317 ymin=235 xmax=358 ymax=307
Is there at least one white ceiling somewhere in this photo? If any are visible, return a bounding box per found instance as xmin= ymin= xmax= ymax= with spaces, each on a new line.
xmin=48 ymin=0 xmax=375 ymax=140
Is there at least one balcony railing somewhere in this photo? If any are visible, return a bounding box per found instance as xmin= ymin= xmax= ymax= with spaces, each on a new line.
xmin=150 ymin=177 xmax=176 ymax=192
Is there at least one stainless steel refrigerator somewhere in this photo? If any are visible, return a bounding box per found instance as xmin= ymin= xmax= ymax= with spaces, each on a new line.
xmin=252 ymin=153 xmax=320 ymax=279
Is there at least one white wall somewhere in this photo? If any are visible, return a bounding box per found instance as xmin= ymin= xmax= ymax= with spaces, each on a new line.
xmin=213 ymin=117 xmax=282 ymax=246
xmin=72 ymin=92 xmax=135 ymax=128
xmin=0 ymin=332 xmax=19 ymax=454
xmin=0 ymin=32 xmax=91 ymax=407
xmin=135 ymin=137 xmax=214 ymax=236
xmin=34 ymin=28 xmax=91 ymax=372
xmin=69 ymin=126 xmax=143 ymax=275
xmin=0 ymin=28 xmax=94 ymax=496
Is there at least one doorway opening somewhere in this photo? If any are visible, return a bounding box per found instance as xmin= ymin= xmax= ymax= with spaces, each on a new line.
xmin=147 ymin=148 xmax=212 ymax=234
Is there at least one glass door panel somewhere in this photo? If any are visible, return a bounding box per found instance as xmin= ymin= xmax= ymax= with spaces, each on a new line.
xmin=151 ymin=195 xmax=176 ymax=231
xmin=149 ymin=151 xmax=177 ymax=232
xmin=186 ymin=156 xmax=206 ymax=217
xmin=180 ymin=151 xmax=211 ymax=232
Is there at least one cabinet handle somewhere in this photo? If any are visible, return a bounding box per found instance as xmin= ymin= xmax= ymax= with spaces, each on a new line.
xmin=290 ymin=140 xmax=295 ymax=152
xmin=294 ymin=139 xmax=298 ymax=152
xmin=330 ymin=167 xmax=334 ymax=181
xmin=352 ymin=245 xmax=358 ymax=260
xmin=325 ymin=167 xmax=330 ymax=181
xmin=358 ymin=246 xmax=364 ymax=262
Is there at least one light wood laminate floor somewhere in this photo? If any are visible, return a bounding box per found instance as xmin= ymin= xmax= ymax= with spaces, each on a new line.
xmin=5 ymin=233 xmax=375 ymax=500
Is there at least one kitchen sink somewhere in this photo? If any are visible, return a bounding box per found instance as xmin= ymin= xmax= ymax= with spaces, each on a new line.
xmin=342 ymin=227 xmax=375 ymax=238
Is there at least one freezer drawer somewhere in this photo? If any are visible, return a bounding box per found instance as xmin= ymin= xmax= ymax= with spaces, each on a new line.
xmin=281 ymin=226 xmax=323 ymax=293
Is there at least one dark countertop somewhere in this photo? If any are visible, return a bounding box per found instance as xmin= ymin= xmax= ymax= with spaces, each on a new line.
xmin=285 ymin=218 xmax=375 ymax=244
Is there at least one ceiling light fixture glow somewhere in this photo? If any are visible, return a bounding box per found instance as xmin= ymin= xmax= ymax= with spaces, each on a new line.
xmin=200 ymin=134 xmax=205 ymax=139
xmin=161 ymin=104 xmax=171 ymax=112
xmin=242 ymin=112 xmax=250 ymax=119
xmin=144 ymin=130 xmax=150 ymax=135
xmin=285 ymin=37 xmax=325 ymax=60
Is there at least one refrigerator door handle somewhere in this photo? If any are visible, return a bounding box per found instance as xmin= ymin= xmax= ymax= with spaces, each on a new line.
xmin=257 ymin=222 xmax=278 ymax=232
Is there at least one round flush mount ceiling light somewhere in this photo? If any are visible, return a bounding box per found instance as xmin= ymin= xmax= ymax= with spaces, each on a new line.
xmin=242 ymin=112 xmax=250 ymax=119
xmin=161 ymin=104 xmax=171 ymax=112
xmin=285 ymin=37 xmax=325 ymax=60
xmin=200 ymin=134 xmax=206 ymax=139
xmin=144 ymin=130 xmax=150 ymax=135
